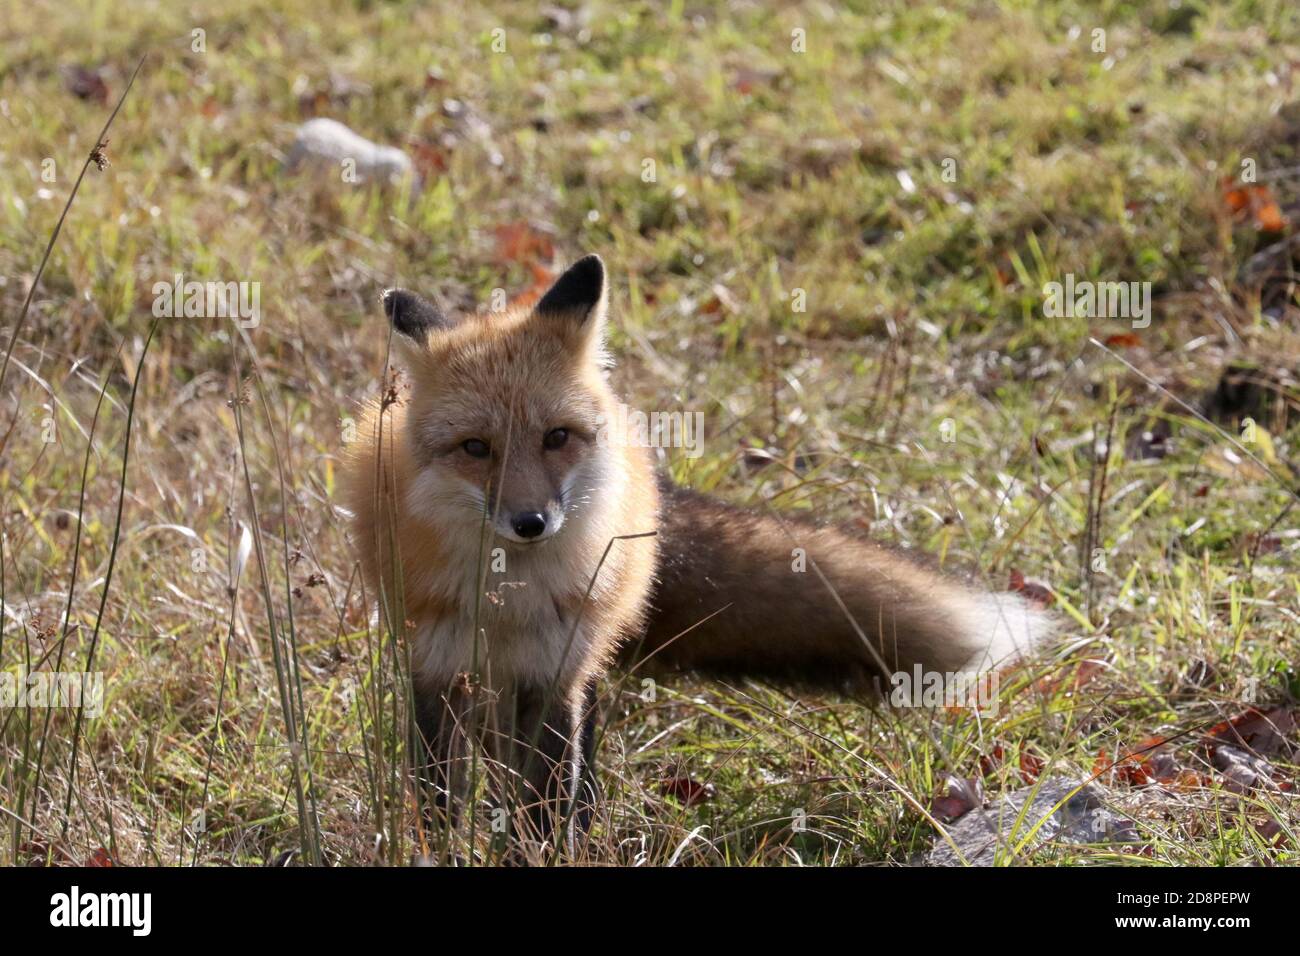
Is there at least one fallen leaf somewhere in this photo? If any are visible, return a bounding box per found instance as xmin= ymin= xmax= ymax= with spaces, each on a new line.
xmin=1104 ymin=332 xmax=1142 ymax=348
xmin=508 ymin=261 xmax=555 ymax=310
xmin=1212 ymin=744 xmax=1274 ymax=794
xmin=18 ymin=839 xmax=75 ymax=866
xmin=494 ymin=221 xmax=555 ymax=267
xmin=730 ymin=65 xmax=781 ymax=95
xmin=1205 ymin=706 xmax=1296 ymax=759
xmin=660 ymin=775 xmax=715 ymax=807
xmin=1036 ymin=659 xmax=1106 ymax=696
xmin=407 ymin=138 xmax=449 ymax=180
xmin=1256 ymin=201 xmax=1287 ymax=233
xmin=1008 ymin=569 xmax=1056 ymax=608
xmin=1094 ymin=748 xmax=1147 ymax=786
xmin=931 ymin=775 xmax=983 ymax=823
xmin=1221 ymin=176 xmax=1288 ymax=233
xmin=699 ymin=284 xmax=739 ymax=317
xmin=979 ymin=745 xmax=1006 ymax=779
xmin=1255 ymin=817 xmax=1290 ymax=848
xmin=1094 ymin=735 xmax=1179 ymax=787
xmin=62 ymin=64 xmax=110 ymax=104
xmin=1019 ymin=747 xmax=1044 ymax=785
xmin=740 ymin=445 xmax=780 ymax=473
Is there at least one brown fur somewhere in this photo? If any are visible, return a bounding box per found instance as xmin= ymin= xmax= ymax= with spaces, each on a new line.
xmin=635 ymin=479 xmax=1010 ymax=690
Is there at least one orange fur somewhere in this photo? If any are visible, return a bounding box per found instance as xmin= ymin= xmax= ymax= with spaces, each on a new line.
xmin=343 ymin=301 xmax=659 ymax=705
xmin=342 ymin=255 xmax=1053 ymax=842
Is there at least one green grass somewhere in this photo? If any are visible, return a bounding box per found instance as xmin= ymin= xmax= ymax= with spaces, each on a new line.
xmin=1 ymin=0 xmax=1297 ymax=865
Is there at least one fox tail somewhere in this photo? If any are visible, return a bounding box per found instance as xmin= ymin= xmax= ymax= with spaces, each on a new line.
xmin=633 ymin=479 xmax=1053 ymax=690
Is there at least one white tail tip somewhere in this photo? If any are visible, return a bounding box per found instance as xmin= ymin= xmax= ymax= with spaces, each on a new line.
xmin=957 ymin=592 xmax=1056 ymax=671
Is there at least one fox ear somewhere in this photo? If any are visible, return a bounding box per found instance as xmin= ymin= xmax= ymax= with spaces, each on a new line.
xmin=534 ymin=255 xmax=607 ymax=335
xmin=382 ymin=288 xmax=451 ymax=344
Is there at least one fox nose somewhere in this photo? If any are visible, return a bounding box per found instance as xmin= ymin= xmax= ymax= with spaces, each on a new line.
xmin=511 ymin=511 xmax=547 ymax=539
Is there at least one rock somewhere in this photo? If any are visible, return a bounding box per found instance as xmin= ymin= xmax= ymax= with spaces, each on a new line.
xmin=284 ymin=117 xmax=416 ymax=187
xmin=924 ymin=776 xmax=1138 ymax=866
xmin=1211 ymin=745 xmax=1276 ymax=794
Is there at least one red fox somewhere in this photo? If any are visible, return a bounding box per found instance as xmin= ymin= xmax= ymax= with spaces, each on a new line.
xmin=345 ymin=255 xmax=1052 ymax=846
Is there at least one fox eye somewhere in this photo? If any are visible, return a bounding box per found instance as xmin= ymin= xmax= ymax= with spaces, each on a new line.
xmin=543 ymin=427 xmax=569 ymax=450
xmin=462 ymin=439 xmax=490 ymax=459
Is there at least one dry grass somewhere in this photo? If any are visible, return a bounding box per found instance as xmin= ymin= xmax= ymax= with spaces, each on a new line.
xmin=1 ymin=0 xmax=1297 ymax=865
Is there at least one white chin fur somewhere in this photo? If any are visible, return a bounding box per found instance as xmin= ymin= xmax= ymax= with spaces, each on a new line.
xmin=955 ymin=592 xmax=1055 ymax=671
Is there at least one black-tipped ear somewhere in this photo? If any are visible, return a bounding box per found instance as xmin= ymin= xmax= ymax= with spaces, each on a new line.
xmin=535 ymin=255 xmax=606 ymax=324
xmin=382 ymin=288 xmax=449 ymax=341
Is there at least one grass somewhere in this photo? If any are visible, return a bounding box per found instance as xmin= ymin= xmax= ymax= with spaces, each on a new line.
xmin=1 ymin=0 xmax=1298 ymax=865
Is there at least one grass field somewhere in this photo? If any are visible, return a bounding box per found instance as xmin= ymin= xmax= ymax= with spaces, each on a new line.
xmin=1 ymin=0 xmax=1298 ymax=866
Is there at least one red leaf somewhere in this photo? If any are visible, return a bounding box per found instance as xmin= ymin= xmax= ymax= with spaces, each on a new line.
xmin=407 ymin=138 xmax=449 ymax=180
xmin=1132 ymin=734 xmax=1169 ymax=753
xmin=1093 ymin=736 xmax=1180 ymax=788
xmin=508 ymin=262 xmax=555 ymax=310
xmin=699 ymin=284 xmax=739 ymax=318
xmin=1220 ymin=177 xmax=1288 ymax=233
xmin=493 ymin=221 xmax=555 ymax=267
xmin=1038 ymin=658 xmax=1107 ymax=695
xmin=1205 ymin=706 xmax=1296 ymax=759
xmin=930 ymin=775 xmax=983 ymax=823
xmin=1008 ymin=570 xmax=1055 ymax=608
xmin=1256 ymin=201 xmax=1287 ymax=233
xmin=660 ymin=776 xmax=714 ymax=806
xmin=979 ymin=745 xmax=1006 ymax=779
xmin=1019 ymin=747 xmax=1044 ymax=785
xmin=1145 ymin=751 xmax=1182 ymax=784
xmin=85 ymin=847 xmax=115 ymax=867
xmin=1104 ymin=332 xmax=1142 ymax=348
xmin=1112 ymin=755 xmax=1153 ymax=786
xmin=729 ymin=66 xmax=780 ymax=95
xmin=18 ymin=839 xmax=75 ymax=866
xmin=1255 ymin=817 xmax=1290 ymax=849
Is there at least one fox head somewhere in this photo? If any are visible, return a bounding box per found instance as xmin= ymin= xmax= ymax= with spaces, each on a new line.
xmin=382 ymin=255 xmax=623 ymax=548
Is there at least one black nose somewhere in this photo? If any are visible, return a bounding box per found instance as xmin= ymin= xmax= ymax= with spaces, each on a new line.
xmin=512 ymin=511 xmax=547 ymax=539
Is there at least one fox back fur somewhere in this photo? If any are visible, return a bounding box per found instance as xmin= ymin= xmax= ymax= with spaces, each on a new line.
xmin=344 ymin=254 xmax=1052 ymax=844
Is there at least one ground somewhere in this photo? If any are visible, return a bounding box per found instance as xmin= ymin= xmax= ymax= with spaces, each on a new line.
xmin=1 ymin=0 xmax=1297 ymax=865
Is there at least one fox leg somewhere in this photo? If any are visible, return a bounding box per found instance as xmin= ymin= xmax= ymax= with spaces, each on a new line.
xmin=576 ymin=680 xmax=600 ymax=832
xmin=509 ymin=685 xmax=589 ymax=850
xmin=412 ymin=681 xmax=474 ymax=833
